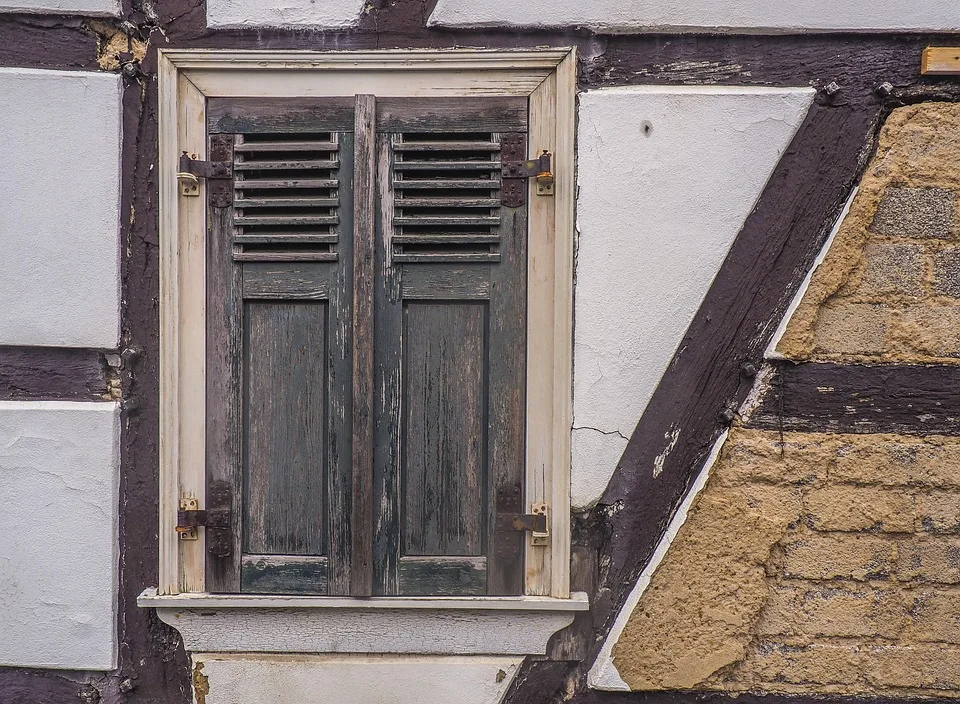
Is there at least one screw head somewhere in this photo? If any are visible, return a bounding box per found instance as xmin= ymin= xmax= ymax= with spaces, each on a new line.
xmin=740 ymin=362 xmax=758 ymax=378
xmin=875 ymin=81 xmax=895 ymax=98
xmin=822 ymin=81 xmax=842 ymax=97
xmin=719 ymin=408 xmax=736 ymax=424
xmin=119 ymin=678 xmax=137 ymax=693
xmin=121 ymin=61 xmax=141 ymax=79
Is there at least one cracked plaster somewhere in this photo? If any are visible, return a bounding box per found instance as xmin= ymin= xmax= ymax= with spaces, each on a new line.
xmin=206 ymin=0 xmax=366 ymax=28
xmin=571 ymin=85 xmax=813 ymax=509
xmin=429 ymin=0 xmax=960 ymax=32
xmin=0 ymin=401 xmax=120 ymax=671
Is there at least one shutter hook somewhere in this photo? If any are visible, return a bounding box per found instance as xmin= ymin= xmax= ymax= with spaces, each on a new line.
xmin=177 ymin=152 xmax=201 ymax=197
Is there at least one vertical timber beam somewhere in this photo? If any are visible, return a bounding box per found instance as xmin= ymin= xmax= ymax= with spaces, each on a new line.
xmin=351 ymin=93 xmax=376 ymax=597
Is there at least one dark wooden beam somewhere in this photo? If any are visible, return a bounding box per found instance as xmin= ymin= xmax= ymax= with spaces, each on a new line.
xmin=0 ymin=15 xmax=99 ymax=70
xmin=745 ymin=362 xmax=960 ymax=436
xmin=0 ymin=347 xmax=109 ymax=400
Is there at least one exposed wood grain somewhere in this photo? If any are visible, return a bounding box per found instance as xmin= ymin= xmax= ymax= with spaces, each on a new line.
xmin=746 ymin=362 xmax=960 ymax=435
xmin=488 ymin=203 xmax=528 ymax=597
xmin=377 ymin=97 xmax=527 ymax=132
xmin=372 ymin=133 xmax=403 ymax=595
xmin=922 ymin=46 xmax=960 ymax=75
xmin=351 ymin=94 xmax=377 ymax=597
xmin=398 ymin=557 xmax=487 ymax=596
xmin=403 ymin=303 xmax=486 ymax=557
xmin=243 ymin=302 xmax=327 ymax=557
xmin=0 ymin=347 xmax=109 ymax=400
xmin=208 ymin=97 xmax=354 ymax=134
xmin=205 ymin=182 xmax=243 ymax=593
xmin=401 ymin=265 xmax=491 ymax=300
xmin=241 ymin=555 xmax=328 ymax=595
xmin=327 ymin=132 xmax=356 ymax=596
xmin=241 ymin=264 xmax=330 ymax=300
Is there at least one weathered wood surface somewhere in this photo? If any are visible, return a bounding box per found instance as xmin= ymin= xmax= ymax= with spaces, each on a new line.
xmin=377 ymin=97 xmax=527 ymax=132
xmin=397 ymin=556 xmax=487 ymax=596
xmin=243 ymin=302 xmax=328 ymax=556
xmin=351 ymin=94 xmax=377 ymax=597
xmin=403 ymin=302 xmax=486 ymax=557
xmin=747 ymin=362 xmax=960 ymax=435
xmin=0 ymin=347 xmax=109 ymax=400
xmin=206 ymin=196 xmax=244 ymax=593
xmin=241 ymin=555 xmax=329 ymax=595
xmin=208 ymin=97 xmax=354 ymax=134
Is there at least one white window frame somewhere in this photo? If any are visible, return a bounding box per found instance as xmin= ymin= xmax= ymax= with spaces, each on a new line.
xmin=151 ymin=49 xmax=577 ymax=606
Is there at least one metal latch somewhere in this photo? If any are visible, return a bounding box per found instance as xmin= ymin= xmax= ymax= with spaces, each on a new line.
xmin=497 ymin=503 xmax=551 ymax=546
xmin=500 ymin=133 xmax=554 ymax=207
xmin=176 ymin=135 xmax=235 ymax=207
xmin=176 ymin=497 xmax=231 ymax=541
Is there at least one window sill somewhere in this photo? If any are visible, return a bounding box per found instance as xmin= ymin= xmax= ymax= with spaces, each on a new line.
xmin=138 ymin=588 xmax=588 ymax=655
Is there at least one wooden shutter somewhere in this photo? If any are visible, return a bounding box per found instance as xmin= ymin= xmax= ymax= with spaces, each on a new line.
xmin=203 ymin=96 xmax=529 ymax=597
xmin=371 ymin=98 xmax=528 ymax=596
xmin=205 ymin=98 xmax=356 ymax=595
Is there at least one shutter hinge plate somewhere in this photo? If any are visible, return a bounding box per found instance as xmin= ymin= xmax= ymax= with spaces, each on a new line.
xmin=500 ymin=133 xmax=554 ymax=207
xmin=176 ymin=135 xmax=235 ymax=207
xmin=176 ymin=481 xmax=234 ymax=558
xmin=497 ymin=503 xmax=550 ymax=545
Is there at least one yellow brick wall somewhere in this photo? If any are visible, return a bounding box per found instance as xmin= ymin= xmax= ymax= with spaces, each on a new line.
xmin=613 ymin=430 xmax=960 ymax=696
xmin=778 ymin=102 xmax=960 ymax=362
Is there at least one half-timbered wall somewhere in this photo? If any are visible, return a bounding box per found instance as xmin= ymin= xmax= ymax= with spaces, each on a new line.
xmin=1 ymin=1 xmax=960 ymax=704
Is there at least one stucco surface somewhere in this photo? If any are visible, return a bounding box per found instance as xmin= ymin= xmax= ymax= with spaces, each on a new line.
xmin=610 ymin=429 xmax=960 ymax=696
xmin=0 ymin=68 xmax=121 ymax=348
xmin=0 ymin=401 xmax=120 ymax=671
xmin=571 ymin=85 xmax=813 ymax=508
xmin=193 ymin=654 xmax=522 ymax=704
xmin=0 ymin=0 xmax=117 ymax=14
xmin=429 ymin=0 xmax=959 ymax=32
xmin=206 ymin=0 xmax=365 ymax=28
xmin=777 ymin=102 xmax=960 ymax=362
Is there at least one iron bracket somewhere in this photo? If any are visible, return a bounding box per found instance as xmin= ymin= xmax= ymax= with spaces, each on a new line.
xmin=176 ymin=135 xmax=235 ymax=207
xmin=500 ymin=133 xmax=554 ymax=207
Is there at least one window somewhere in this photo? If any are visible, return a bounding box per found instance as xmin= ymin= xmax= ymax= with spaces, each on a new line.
xmin=153 ymin=50 xmax=576 ymax=605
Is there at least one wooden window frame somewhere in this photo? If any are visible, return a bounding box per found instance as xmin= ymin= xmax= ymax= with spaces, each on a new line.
xmin=156 ymin=48 xmax=576 ymax=600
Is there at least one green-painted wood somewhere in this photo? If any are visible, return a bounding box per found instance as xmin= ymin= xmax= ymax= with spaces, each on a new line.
xmin=205 ymin=134 xmax=243 ymax=592
xmin=242 ymin=263 xmax=330 ymax=300
xmin=400 ymin=265 xmax=491 ymax=300
xmin=243 ymin=301 xmax=328 ymax=557
xmin=402 ymin=302 xmax=487 ymax=557
xmin=208 ymin=97 xmax=355 ymax=134
xmin=241 ymin=555 xmax=329 ymax=595
xmin=397 ymin=557 xmax=486 ymax=596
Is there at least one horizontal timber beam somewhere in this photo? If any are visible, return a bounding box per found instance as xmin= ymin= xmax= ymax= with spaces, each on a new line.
xmin=745 ymin=361 xmax=960 ymax=436
xmin=0 ymin=347 xmax=111 ymax=401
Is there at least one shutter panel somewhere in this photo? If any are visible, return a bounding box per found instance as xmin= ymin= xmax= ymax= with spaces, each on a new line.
xmin=372 ymin=98 xmax=529 ymax=596
xmin=203 ymin=96 xmax=529 ymax=597
xmin=205 ymin=100 xmax=355 ymax=595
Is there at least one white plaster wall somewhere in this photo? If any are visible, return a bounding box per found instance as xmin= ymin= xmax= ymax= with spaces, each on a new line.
xmin=0 ymin=0 xmax=117 ymax=15
xmin=0 ymin=68 xmax=121 ymax=349
xmin=571 ymin=85 xmax=813 ymax=509
xmin=429 ymin=0 xmax=959 ymax=32
xmin=207 ymin=0 xmax=365 ymax=28
xmin=0 ymin=401 xmax=120 ymax=671
xmin=194 ymin=654 xmax=523 ymax=704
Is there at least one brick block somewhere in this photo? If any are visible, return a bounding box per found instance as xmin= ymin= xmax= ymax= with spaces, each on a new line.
xmin=757 ymin=583 xmax=908 ymax=639
xmin=731 ymin=641 xmax=863 ymax=686
xmin=917 ymin=491 xmax=960 ymax=533
xmin=804 ymin=485 xmax=915 ymax=532
xmin=864 ymin=644 xmax=960 ymax=690
xmin=779 ymin=532 xmax=894 ymax=581
xmin=812 ymin=303 xmax=890 ymax=356
xmin=895 ymin=304 xmax=960 ymax=359
xmin=858 ymin=242 xmax=926 ymax=298
xmin=717 ymin=430 xmax=833 ymax=486
xmin=830 ymin=436 xmax=960 ymax=489
xmin=905 ymin=589 xmax=960 ymax=643
xmin=871 ymin=186 xmax=956 ymax=239
xmin=895 ymin=536 xmax=960 ymax=583
xmin=934 ymin=247 xmax=960 ymax=298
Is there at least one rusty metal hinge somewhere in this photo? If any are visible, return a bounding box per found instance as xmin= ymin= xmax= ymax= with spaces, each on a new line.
xmin=500 ymin=133 xmax=554 ymax=208
xmin=176 ymin=135 xmax=235 ymax=207
xmin=176 ymin=481 xmax=234 ymax=558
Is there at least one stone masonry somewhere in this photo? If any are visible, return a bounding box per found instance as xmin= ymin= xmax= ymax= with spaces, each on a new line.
xmin=778 ymin=102 xmax=960 ymax=362
xmin=613 ymin=429 xmax=960 ymax=696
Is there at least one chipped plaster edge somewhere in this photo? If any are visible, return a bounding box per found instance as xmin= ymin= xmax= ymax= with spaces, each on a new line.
xmin=766 ymin=186 xmax=859 ymax=359
xmin=587 ymin=430 xmax=728 ymax=691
